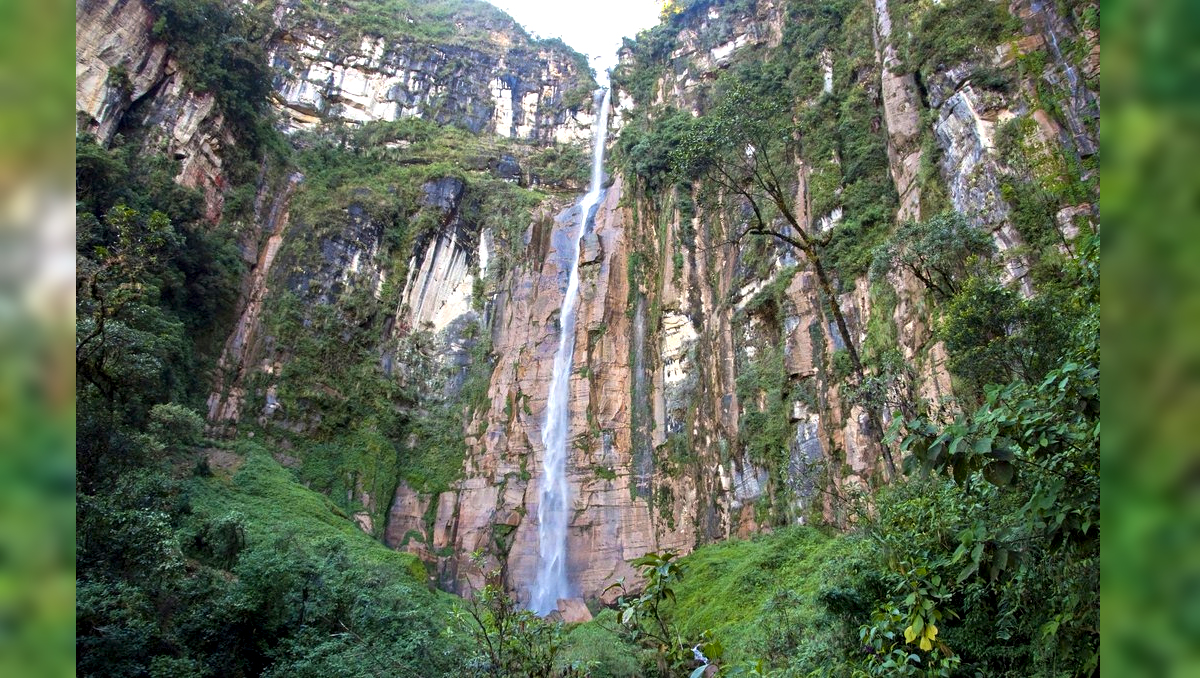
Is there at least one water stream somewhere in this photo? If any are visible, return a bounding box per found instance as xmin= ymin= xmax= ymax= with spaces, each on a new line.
xmin=530 ymin=87 xmax=612 ymax=615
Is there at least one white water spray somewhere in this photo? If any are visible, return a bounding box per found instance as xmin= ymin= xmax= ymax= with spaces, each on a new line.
xmin=531 ymin=87 xmax=612 ymax=615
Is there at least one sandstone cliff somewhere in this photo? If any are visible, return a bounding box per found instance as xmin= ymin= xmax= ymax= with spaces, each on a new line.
xmin=80 ymin=0 xmax=1097 ymax=606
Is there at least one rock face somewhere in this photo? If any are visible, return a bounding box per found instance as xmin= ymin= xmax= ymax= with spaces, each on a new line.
xmin=76 ymin=0 xmax=595 ymax=223
xmin=76 ymin=0 xmax=232 ymax=221
xmin=300 ymin=0 xmax=1096 ymax=603
xmin=88 ymin=0 xmax=1097 ymax=607
xmin=269 ymin=27 xmax=595 ymax=143
xmin=76 ymin=0 xmax=169 ymax=143
xmin=267 ymin=0 xmax=594 ymax=141
xmin=392 ymin=178 xmax=703 ymax=602
xmin=76 ymin=0 xmax=595 ymax=442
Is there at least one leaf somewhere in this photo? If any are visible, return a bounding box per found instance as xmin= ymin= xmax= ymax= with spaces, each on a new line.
xmin=904 ymin=625 xmax=917 ymax=643
xmin=951 ymin=543 xmax=968 ymax=563
xmin=690 ymin=666 xmax=708 ymax=678
xmin=621 ymin=607 xmax=634 ymax=625
xmin=956 ymin=562 xmax=978 ymax=584
xmin=989 ymin=547 xmax=1010 ymax=581
xmin=983 ymin=460 xmax=1015 ymax=486
xmin=987 ymin=445 xmax=1015 ymax=462
xmin=919 ymin=637 xmax=933 ymax=651
xmin=971 ymin=542 xmax=985 ymax=564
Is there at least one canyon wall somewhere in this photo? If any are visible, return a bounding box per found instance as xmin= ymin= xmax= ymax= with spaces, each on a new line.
xmin=79 ymin=0 xmax=1097 ymax=605
xmin=224 ymin=0 xmax=1098 ymax=603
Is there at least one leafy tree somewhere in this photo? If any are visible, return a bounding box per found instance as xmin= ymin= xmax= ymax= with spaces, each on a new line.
xmin=938 ymin=273 xmax=1079 ymax=400
xmin=452 ymin=554 xmax=583 ymax=677
xmin=672 ymin=82 xmax=897 ymax=472
xmin=870 ymin=211 xmax=995 ymax=301
xmin=605 ymin=552 xmax=723 ymax=676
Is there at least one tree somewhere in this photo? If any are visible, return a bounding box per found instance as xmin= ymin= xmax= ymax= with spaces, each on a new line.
xmin=870 ymin=211 xmax=995 ymax=301
xmin=452 ymin=553 xmax=582 ymax=677
xmin=674 ymin=82 xmax=894 ymax=473
xmin=605 ymin=551 xmax=723 ymax=676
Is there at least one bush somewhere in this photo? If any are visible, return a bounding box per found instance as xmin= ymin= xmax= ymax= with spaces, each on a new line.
xmin=870 ymin=211 xmax=995 ymax=301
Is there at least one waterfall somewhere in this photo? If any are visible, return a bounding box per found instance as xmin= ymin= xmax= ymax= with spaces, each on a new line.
xmin=531 ymin=87 xmax=612 ymax=615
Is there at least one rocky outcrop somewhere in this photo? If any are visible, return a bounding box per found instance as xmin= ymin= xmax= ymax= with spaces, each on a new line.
xmin=268 ymin=2 xmax=595 ymax=142
xmin=76 ymin=0 xmax=231 ymax=221
xmin=918 ymin=0 xmax=1099 ymax=288
xmin=77 ymin=0 xmax=596 ymax=227
xmin=617 ymin=0 xmax=784 ymax=115
xmin=207 ymin=172 xmax=303 ymax=434
xmin=75 ymin=0 xmax=169 ymax=143
xmin=872 ymin=0 xmax=922 ymax=223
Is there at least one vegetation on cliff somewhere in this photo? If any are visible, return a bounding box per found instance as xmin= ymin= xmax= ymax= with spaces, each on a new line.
xmin=76 ymin=0 xmax=594 ymax=674
xmin=76 ymin=0 xmax=1098 ymax=675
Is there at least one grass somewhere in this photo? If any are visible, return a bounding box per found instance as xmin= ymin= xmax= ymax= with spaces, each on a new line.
xmin=668 ymin=526 xmax=865 ymax=662
xmin=187 ymin=440 xmax=428 ymax=583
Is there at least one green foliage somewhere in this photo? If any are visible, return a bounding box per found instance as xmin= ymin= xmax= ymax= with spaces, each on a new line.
xmin=605 ymin=551 xmax=704 ymax=674
xmin=666 ymin=527 xmax=866 ymax=667
xmin=148 ymin=403 xmax=205 ymax=450
xmin=527 ymin=142 xmax=590 ymax=187
xmin=895 ymin=0 xmax=1020 ymax=74
xmin=614 ymin=107 xmax=698 ymax=192
xmin=78 ymin=444 xmax=464 ymax=677
xmin=938 ymin=271 xmax=1079 ymax=400
xmin=557 ymin=610 xmax=647 ymax=677
xmin=735 ymin=344 xmax=793 ymax=507
xmin=76 ymin=138 xmax=246 ymax=489
xmin=870 ymin=211 xmax=996 ymax=301
xmin=451 ymin=554 xmax=587 ymax=677
xmin=830 ymin=349 xmax=855 ymax=383
xmin=292 ymin=0 xmax=578 ymax=59
xmin=148 ymin=0 xmax=274 ymax=163
xmin=878 ymin=239 xmax=1099 ymax=675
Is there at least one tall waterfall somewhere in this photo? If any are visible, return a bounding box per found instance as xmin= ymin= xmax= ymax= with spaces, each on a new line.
xmin=531 ymin=87 xmax=612 ymax=615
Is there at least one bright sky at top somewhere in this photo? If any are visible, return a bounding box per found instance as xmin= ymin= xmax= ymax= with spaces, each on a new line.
xmin=485 ymin=0 xmax=664 ymax=84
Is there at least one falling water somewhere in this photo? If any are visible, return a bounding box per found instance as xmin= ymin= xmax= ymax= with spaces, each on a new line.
xmin=530 ymin=87 xmax=612 ymax=615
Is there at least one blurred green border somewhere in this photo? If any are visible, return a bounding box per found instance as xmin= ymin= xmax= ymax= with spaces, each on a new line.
xmin=1103 ymin=0 xmax=1200 ymax=675
xmin=0 ymin=0 xmax=77 ymax=676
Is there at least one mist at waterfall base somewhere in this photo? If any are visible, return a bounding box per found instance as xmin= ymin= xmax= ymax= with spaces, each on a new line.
xmin=530 ymin=88 xmax=612 ymax=616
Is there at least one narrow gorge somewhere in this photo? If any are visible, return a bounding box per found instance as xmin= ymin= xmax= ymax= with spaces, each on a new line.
xmin=76 ymin=0 xmax=1100 ymax=675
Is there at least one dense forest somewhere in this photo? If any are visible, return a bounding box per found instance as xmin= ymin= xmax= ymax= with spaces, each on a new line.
xmin=75 ymin=0 xmax=1098 ymax=676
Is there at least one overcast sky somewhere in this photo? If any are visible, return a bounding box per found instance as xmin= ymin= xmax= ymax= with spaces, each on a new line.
xmin=486 ymin=0 xmax=663 ymax=83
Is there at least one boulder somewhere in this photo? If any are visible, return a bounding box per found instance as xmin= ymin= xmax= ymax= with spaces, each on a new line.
xmin=556 ymin=598 xmax=593 ymax=624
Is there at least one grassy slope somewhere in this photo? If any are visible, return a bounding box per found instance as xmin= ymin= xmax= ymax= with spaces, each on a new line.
xmin=187 ymin=441 xmax=430 ymax=584
xmin=560 ymin=526 xmax=868 ymax=673
xmin=668 ymin=526 xmax=865 ymax=662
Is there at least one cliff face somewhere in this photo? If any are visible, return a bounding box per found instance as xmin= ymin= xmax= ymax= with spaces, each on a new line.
xmin=76 ymin=0 xmax=233 ymax=222
xmin=82 ymin=0 xmax=1097 ymax=606
xmin=377 ymin=0 xmax=1097 ymax=602
xmin=268 ymin=11 xmax=595 ymax=143
xmin=75 ymin=0 xmax=595 ymax=220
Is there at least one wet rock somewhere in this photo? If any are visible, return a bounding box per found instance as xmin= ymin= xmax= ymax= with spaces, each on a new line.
xmin=579 ymin=231 xmax=602 ymax=265
xmin=494 ymin=154 xmax=522 ymax=182
xmin=556 ymin=598 xmax=593 ymax=623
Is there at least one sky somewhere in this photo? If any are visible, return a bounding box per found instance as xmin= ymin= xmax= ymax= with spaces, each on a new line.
xmin=486 ymin=0 xmax=663 ymax=83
